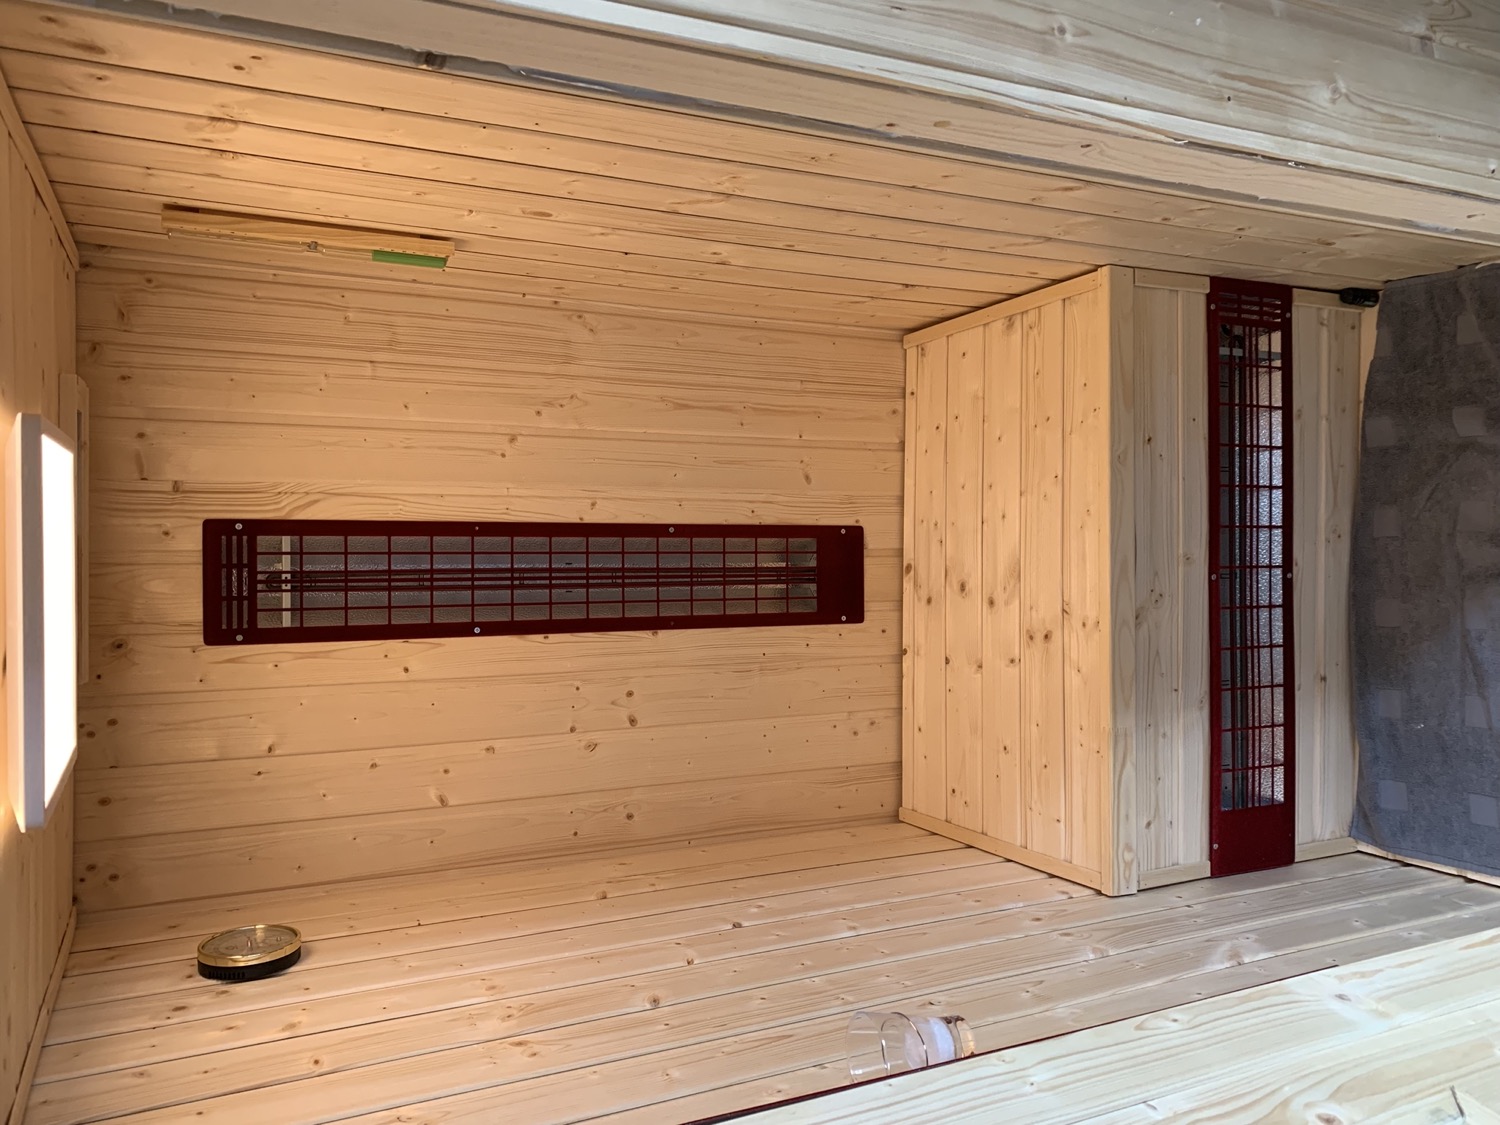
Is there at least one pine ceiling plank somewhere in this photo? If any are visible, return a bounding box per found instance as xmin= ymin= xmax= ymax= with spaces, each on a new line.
xmin=514 ymin=0 xmax=1500 ymax=188
xmin=78 ymin=222 xmax=969 ymax=328
xmin=20 ymin=0 xmax=1495 ymax=243
xmin=34 ymin=138 xmax=1394 ymax=292
xmin=73 ymin=228 xmax=935 ymax=330
xmin=0 ymin=44 xmax=1478 ymax=272
xmin=15 ymin=94 xmax=1453 ymax=285
xmin=1278 ymin=0 xmax=1500 ymax=68
xmin=0 ymin=5 xmax=1413 ymax=244
xmin=36 ymin=141 xmax=1103 ymax=282
xmin=55 ymin=188 xmax=1029 ymax=304
xmin=0 ymin=43 xmax=75 ymax=263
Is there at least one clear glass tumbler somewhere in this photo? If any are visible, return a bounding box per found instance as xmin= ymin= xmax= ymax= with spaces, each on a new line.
xmin=846 ymin=1011 xmax=975 ymax=1081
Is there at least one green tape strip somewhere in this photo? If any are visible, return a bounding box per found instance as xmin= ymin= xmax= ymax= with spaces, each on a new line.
xmin=371 ymin=249 xmax=448 ymax=268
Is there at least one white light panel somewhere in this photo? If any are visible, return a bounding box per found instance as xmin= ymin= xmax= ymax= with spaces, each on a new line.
xmin=7 ymin=413 xmax=77 ymax=831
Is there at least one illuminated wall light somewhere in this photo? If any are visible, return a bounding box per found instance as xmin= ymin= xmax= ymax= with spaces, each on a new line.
xmin=6 ymin=413 xmax=77 ymax=831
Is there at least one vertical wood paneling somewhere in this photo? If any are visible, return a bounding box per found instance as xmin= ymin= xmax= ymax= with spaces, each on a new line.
xmin=1134 ymin=286 xmax=1180 ymax=874
xmin=1291 ymin=301 xmax=1362 ymax=848
xmin=1292 ymin=305 xmax=1326 ymax=849
xmin=1135 ymin=283 xmax=1359 ymax=885
xmin=900 ymin=348 xmax=918 ymax=813
xmin=1103 ymin=267 xmax=1136 ymax=895
xmin=1022 ymin=303 xmax=1067 ymax=858
xmin=1133 ymin=282 xmax=1210 ymax=881
xmin=943 ymin=328 xmax=984 ymax=830
xmin=0 ymin=106 xmax=76 ymax=1122
xmin=981 ymin=316 xmax=1022 ymax=844
xmin=911 ymin=337 xmax=949 ymax=819
xmin=901 ymin=269 xmax=1132 ymax=893
xmin=1062 ymin=285 xmax=1107 ymax=874
xmin=1178 ymin=292 xmax=1210 ymax=869
xmin=1317 ymin=310 xmax=1360 ymax=844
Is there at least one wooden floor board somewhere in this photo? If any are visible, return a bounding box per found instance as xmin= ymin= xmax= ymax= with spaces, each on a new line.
xmin=603 ymin=893 xmax=1500 ymax=1125
xmin=70 ymin=822 xmax=944 ymax=952
xmin=51 ymin=847 xmax=1393 ymax=1025
xmin=63 ymin=832 xmax=969 ymax=977
xmin=31 ymin=824 xmax=1500 ymax=1124
xmin=47 ymin=864 xmax=1056 ymax=1042
xmin=742 ymin=927 xmax=1500 ymax=1124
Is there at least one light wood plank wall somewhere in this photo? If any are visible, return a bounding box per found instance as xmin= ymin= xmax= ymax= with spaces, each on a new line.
xmin=1290 ymin=296 xmax=1368 ymax=853
xmin=1133 ymin=281 xmax=1367 ymax=887
xmin=900 ymin=268 xmax=1135 ymax=895
xmin=73 ymin=247 xmax=906 ymax=912
xmin=1132 ymin=272 xmax=1212 ymax=883
xmin=905 ymin=270 xmax=1367 ymax=894
xmin=0 ymin=83 xmax=77 ymax=1122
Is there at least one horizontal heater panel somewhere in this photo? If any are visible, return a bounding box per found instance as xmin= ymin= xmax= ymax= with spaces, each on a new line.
xmin=203 ymin=520 xmax=864 ymax=645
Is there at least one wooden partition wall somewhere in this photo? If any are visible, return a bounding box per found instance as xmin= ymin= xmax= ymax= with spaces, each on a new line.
xmin=1131 ymin=278 xmax=1369 ymax=887
xmin=900 ymin=267 xmax=1135 ymax=895
xmin=902 ymin=268 xmax=1368 ymax=895
xmin=0 ymin=95 xmax=77 ymax=1119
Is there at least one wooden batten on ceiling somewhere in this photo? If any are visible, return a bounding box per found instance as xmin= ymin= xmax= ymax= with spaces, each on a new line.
xmin=159 ymin=206 xmax=454 ymax=268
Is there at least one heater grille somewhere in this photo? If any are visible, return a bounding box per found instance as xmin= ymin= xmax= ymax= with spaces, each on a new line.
xmin=203 ymin=521 xmax=863 ymax=645
xmin=1208 ymin=278 xmax=1295 ymax=876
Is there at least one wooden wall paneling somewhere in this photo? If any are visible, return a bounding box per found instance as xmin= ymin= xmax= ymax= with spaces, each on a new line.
xmin=73 ymin=257 xmax=900 ymax=395
xmin=1132 ymin=278 xmax=1210 ymax=884
xmin=73 ymin=377 xmax=87 ymax=687
xmin=5 ymin=908 xmax=72 ymax=1125
xmin=57 ymin=371 xmax=89 ymax=688
xmin=1021 ymin=303 xmax=1067 ymax=859
xmin=1290 ymin=299 xmax=1362 ymax=847
xmin=904 ymin=273 xmax=1100 ymax=349
xmin=0 ymin=94 xmax=76 ymax=1124
xmin=79 ymin=657 xmax=899 ymax=768
xmin=74 ymin=252 xmax=907 ymax=909
xmin=903 ymin=270 xmax=1132 ymax=892
xmin=75 ymin=711 xmax=901 ymax=840
xmin=75 ymin=765 xmax=902 ymax=910
xmin=944 ymin=327 xmax=984 ymax=830
xmin=0 ymin=52 xmax=74 ymax=265
xmin=1176 ymin=292 xmax=1210 ymax=873
xmin=1133 ymin=285 xmax=1180 ymax=875
xmin=900 ymin=348 xmax=917 ymax=813
xmin=1292 ymin=302 xmax=1330 ymax=850
xmin=909 ymin=337 xmax=948 ymax=820
xmin=1315 ymin=308 xmax=1361 ymax=846
xmin=1062 ymin=283 xmax=1107 ymax=878
xmin=980 ymin=315 xmax=1022 ymax=844
xmin=1102 ymin=266 xmax=1136 ymax=895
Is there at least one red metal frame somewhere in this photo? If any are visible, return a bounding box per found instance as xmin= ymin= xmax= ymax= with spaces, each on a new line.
xmin=203 ymin=520 xmax=864 ymax=646
xmin=1207 ymin=279 xmax=1296 ymax=877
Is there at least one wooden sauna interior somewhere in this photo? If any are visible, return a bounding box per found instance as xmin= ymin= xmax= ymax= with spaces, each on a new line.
xmin=1 ymin=0 xmax=1499 ymax=1121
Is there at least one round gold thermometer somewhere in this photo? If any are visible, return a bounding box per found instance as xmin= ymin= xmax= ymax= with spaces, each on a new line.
xmin=196 ymin=924 xmax=302 ymax=982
